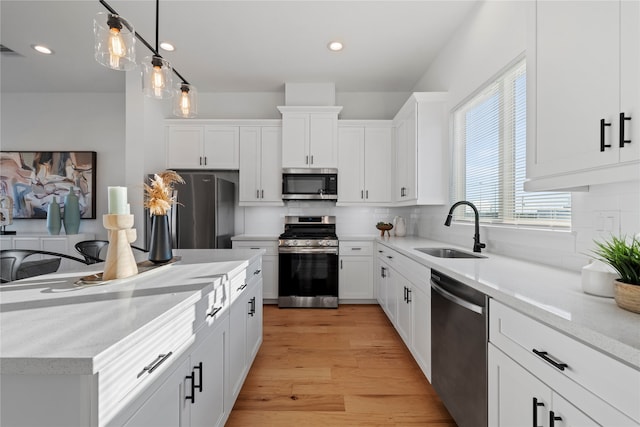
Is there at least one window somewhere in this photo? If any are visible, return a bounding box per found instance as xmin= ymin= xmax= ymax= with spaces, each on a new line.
xmin=451 ymin=58 xmax=571 ymax=228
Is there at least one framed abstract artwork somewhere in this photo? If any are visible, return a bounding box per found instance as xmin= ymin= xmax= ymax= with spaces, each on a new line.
xmin=0 ymin=151 xmax=97 ymax=219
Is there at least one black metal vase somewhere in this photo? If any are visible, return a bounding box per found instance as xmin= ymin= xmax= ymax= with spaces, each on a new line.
xmin=148 ymin=214 xmax=173 ymax=263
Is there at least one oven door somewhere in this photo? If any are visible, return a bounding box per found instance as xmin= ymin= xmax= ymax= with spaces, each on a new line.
xmin=278 ymin=247 xmax=338 ymax=308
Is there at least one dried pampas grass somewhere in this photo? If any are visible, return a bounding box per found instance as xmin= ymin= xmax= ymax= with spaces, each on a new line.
xmin=144 ymin=170 xmax=185 ymax=216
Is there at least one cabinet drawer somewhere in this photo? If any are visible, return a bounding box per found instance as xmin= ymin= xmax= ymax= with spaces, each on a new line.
xmin=376 ymin=244 xmax=400 ymax=267
xmin=339 ymin=241 xmax=373 ymax=256
xmin=490 ymin=300 xmax=640 ymax=423
xmin=98 ymin=307 xmax=195 ymax=424
xmin=198 ymin=277 xmax=229 ymax=327
xmin=232 ymin=240 xmax=279 ymax=256
xmin=230 ymin=267 xmax=249 ymax=304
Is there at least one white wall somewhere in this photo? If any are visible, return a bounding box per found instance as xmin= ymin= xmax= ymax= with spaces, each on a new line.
xmin=411 ymin=0 xmax=640 ymax=271
xmin=1 ymin=92 xmax=125 ymax=239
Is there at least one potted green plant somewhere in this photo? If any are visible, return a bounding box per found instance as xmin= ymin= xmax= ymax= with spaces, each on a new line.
xmin=593 ymin=235 xmax=640 ymax=313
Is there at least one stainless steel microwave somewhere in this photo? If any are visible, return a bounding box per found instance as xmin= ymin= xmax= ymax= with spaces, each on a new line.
xmin=282 ymin=168 xmax=338 ymax=200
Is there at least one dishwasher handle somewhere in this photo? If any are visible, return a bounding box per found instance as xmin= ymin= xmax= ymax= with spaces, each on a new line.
xmin=431 ymin=279 xmax=485 ymax=315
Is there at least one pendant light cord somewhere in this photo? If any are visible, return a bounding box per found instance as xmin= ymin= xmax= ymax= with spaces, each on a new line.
xmin=98 ymin=0 xmax=189 ymax=85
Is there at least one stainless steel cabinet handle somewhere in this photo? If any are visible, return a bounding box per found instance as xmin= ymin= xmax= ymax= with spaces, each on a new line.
xmin=431 ymin=280 xmax=484 ymax=314
xmin=139 ymin=352 xmax=173 ymax=377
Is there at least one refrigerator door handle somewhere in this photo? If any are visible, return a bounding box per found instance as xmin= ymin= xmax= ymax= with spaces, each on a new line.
xmin=171 ymin=189 xmax=178 ymax=247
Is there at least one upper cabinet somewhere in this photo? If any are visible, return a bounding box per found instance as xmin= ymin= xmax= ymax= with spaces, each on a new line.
xmin=239 ymin=126 xmax=284 ymax=206
xmin=392 ymin=93 xmax=448 ymax=206
xmin=278 ymin=106 xmax=342 ymax=168
xmin=526 ymin=0 xmax=640 ymax=191
xmin=166 ymin=122 xmax=240 ymax=169
xmin=337 ymin=121 xmax=393 ymax=205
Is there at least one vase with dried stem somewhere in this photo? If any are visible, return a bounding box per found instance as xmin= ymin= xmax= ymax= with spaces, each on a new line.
xmin=144 ymin=170 xmax=184 ymax=263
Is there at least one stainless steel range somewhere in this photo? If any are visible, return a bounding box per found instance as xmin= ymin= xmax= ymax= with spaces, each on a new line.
xmin=278 ymin=216 xmax=339 ymax=308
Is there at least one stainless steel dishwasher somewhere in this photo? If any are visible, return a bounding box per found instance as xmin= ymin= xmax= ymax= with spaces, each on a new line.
xmin=431 ymin=269 xmax=488 ymax=427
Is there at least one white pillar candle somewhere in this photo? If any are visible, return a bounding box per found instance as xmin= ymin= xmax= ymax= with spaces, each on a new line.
xmin=108 ymin=186 xmax=128 ymax=214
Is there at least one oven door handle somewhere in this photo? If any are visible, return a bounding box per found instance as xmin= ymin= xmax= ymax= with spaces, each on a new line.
xmin=431 ymin=280 xmax=484 ymax=315
xmin=279 ymin=247 xmax=338 ymax=255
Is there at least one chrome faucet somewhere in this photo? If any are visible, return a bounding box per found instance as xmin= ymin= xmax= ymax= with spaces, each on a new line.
xmin=444 ymin=201 xmax=486 ymax=253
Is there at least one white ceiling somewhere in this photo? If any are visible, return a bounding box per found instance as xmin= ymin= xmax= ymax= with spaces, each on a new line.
xmin=0 ymin=0 xmax=477 ymax=94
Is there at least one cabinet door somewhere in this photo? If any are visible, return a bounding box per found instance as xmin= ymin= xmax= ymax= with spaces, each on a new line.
xmin=620 ymin=0 xmax=640 ymax=164
xmin=363 ymin=127 xmax=392 ymax=203
xmin=411 ymin=284 xmax=431 ymax=381
xmin=228 ymin=288 xmax=249 ymax=402
xmin=338 ymin=127 xmax=365 ymax=203
xmin=552 ymin=393 xmax=601 ymax=427
xmin=167 ymin=126 xmax=204 ymax=169
xmin=246 ymin=279 xmax=263 ymax=363
xmin=395 ymin=278 xmax=411 ymax=345
xmin=189 ymin=318 xmax=228 ymax=427
xmin=338 ymin=255 xmax=373 ymax=299
xmin=259 ymin=127 xmax=283 ymax=202
xmin=309 ymin=113 xmax=338 ymax=167
xmin=532 ymin=1 xmax=620 ymax=177
xmin=203 ymin=126 xmax=239 ymax=169
xmin=488 ymin=344 xmax=551 ymax=427
xmin=384 ymin=265 xmax=398 ymax=325
xmin=395 ymin=115 xmax=416 ymax=202
xmin=375 ymin=257 xmax=387 ymax=306
xmin=239 ymin=127 xmax=261 ymax=203
xmin=261 ymin=255 xmax=278 ymax=299
xmin=282 ymin=113 xmax=310 ymax=168
xmin=123 ymin=357 xmax=190 ymax=427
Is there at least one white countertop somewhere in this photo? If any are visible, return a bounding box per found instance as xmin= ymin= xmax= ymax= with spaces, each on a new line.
xmin=231 ymin=235 xmax=279 ymax=241
xmin=0 ymin=249 xmax=263 ymax=375
xmin=377 ymin=236 xmax=640 ymax=369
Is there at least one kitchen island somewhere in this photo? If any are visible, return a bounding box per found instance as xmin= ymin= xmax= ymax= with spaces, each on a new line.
xmin=0 ymin=249 xmax=264 ymax=427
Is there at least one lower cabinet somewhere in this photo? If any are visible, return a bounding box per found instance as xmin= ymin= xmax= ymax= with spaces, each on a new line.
xmin=489 ymin=345 xmax=600 ymax=427
xmin=339 ymin=240 xmax=374 ymax=300
xmin=228 ymin=263 xmax=263 ymax=410
xmin=489 ymin=300 xmax=640 ymax=427
xmin=375 ymin=241 xmax=431 ymax=381
xmin=123 ymin=315 xmax=229 ymax=427
xmin=232 ymin=240 xmax=278 ymax=301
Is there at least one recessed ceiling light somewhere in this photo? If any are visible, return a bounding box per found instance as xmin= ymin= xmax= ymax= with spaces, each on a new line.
xmin=32 ymin=44 xmax=53 ymax=55
xmin=160 ymin=41 xmax=175 ymax=52
xmin=328 ymin=41 xmax=343 ymax=52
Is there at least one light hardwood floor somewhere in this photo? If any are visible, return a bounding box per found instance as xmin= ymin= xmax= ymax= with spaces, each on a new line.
xmin=226 ymin=304 xmax=456 ymax=426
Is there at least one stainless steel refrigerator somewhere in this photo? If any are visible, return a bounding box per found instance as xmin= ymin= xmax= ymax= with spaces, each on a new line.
xmin=145 ymin=172 xmax=235 ymax=249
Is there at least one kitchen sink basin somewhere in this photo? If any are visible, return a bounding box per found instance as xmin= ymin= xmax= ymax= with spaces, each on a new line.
xmin=415 ymin=247 xmax=486 ymax=259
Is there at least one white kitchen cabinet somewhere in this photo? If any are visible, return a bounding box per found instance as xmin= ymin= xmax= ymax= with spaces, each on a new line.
xmin=337 ymin=123 xmax=393 ymax=205
xmin=123 ymin=314 xmax=228 ymax=427
xmin=278 ymin=106 xmax=342 ymax=168
xmin=228 ymin=258 xmax=263 ymax=410
xmin=166 ymin=124 xmax=240 ymax=169
xmin=232 ymin=239 xmax=278 ymax=301
xmin=338 ymin=240 xmax=374 ymax=300
xmin=392 ymin=92 xmax=448 ymax=205
xmin=239 ymin=126 xmax=284 ymax=206
xmin=489 ymin=299 xmax=640 ymax=426
xmin=526 ymin=0 xmax=640 ymax=191
xmin=489 ymin=344 xmax=601 ymax=427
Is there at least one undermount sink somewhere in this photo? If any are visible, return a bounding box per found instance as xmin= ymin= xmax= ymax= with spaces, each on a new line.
xmin=415 ymin=247 xmax=486 ymax=259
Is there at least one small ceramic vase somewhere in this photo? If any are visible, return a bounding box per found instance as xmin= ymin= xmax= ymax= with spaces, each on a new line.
xmin=148 ymin=214 xmax=173 ymax=263
xmin=46 ymin=197 xmax=61 ymax=235
xmin=63 ymin=188 xmax=81 ymax=234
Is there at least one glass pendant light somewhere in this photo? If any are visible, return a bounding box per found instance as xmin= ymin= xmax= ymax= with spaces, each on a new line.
xmin=142 ymin=55 xmax=173 ymax=99
xmin=174 ymin=83 xmax=198 ymax=118
xmin=93 ymin=12 xmax=136 ymax=71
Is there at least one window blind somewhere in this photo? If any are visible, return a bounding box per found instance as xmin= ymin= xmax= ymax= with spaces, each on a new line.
xmin=451 ymin=59 xmax=571 ymax=228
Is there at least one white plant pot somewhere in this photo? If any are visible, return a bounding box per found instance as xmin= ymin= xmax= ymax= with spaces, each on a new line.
xmin=581 ymin=260 xmax=616 ymax=298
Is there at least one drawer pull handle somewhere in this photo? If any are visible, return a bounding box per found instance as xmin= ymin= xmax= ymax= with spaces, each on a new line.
xmin=386 ymin=255 xmax=393 ymax=259
xmin=207 ymin=306 xmax=222 ymax=318
xmin=600 ymin=118 xmax=612 ymax=151
xmin=620 ymin=112 xmax=632 ymax=147
xmin=238 ymin=283 xmax=248 ymax=291
xmin=185 ymin=372 xmax=196 ymax=403
xmin=532 ymin=397 xmax=544 ymax=427
xmin=549 ymin=411 xmax=562 ymax=427
xmin=532 ymin=349 xmax=568 ymax=371
xmin=351 ymin=247 xmax=362 ymax=251
xmin=250 ymin=247 xmax=260 ymax=250
xmin=254 ymin=269 xmax=261 ymax=275
xmin=139 ymin=352 xmax=173 ymax=377
xmin=193 ymin=362 xmax=203 ymax=393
